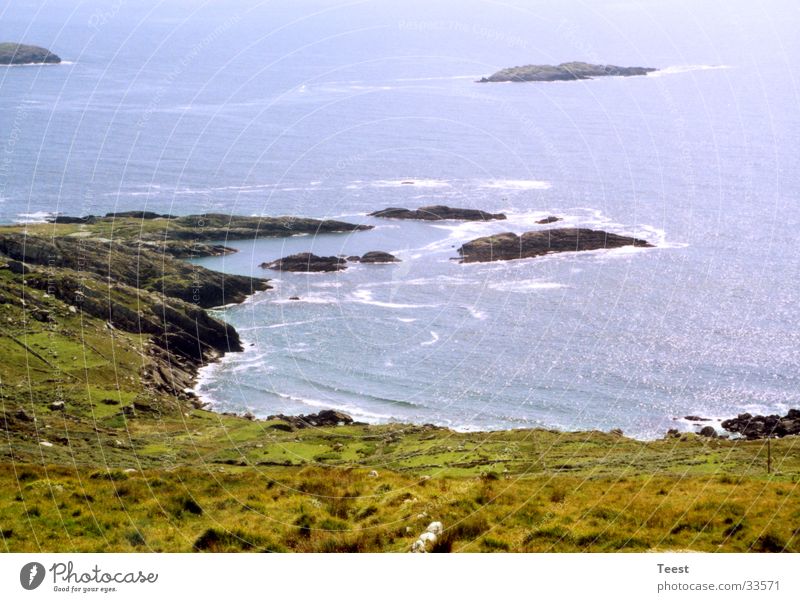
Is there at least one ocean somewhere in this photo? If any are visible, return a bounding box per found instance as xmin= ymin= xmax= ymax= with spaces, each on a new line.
xmin=1 ymin=0 xmax=798 ymax=438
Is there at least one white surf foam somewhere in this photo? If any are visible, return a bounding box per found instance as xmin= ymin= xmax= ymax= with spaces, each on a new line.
xmin=480 ymin=179 xmax=552 ymax=190
xmin=489 ymin=279 xmax=565 ymax=293
xmin=420 ymin=331 xmax=440 ymax=346
xmin=351 ymin=289 xmax=435 ymax=309
xmin=647 ymin=64 xmax=732 ymax=78
xmin=14 ymin=211 xmax=56 ymax=223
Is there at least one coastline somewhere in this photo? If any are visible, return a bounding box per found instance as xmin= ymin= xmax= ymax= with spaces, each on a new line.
xmin=1 ymin=213 xmax=799 ymax=552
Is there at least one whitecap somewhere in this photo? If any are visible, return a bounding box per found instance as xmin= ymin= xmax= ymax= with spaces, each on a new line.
xmin=14 ymin=210 xmax=56 ymax=223
xmin=420 ymin=331 xmax=440 ymax=346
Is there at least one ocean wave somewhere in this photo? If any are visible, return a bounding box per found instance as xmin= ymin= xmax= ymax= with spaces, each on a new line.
xmin=420 ymin=331 xmax=440 ymax=346
xmin=479 ymin=179 xmax=552 ymax=190
xmin=489 ymin=279 xmax=565 ymax=293
xmin=648 ymin=64 xmax=732 ymax=78
xmin=346 ymin=178 xmax=451 ymax=190
xmin=14 ymin=210 xmax=58 ymax=223
xmin=1 ymin=60 xmax=74 ymax=68
xmin=351 ymin=288 xmax=436 ymax=309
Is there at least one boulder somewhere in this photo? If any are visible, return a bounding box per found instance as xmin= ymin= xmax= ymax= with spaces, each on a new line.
xmin=721 ymin=409 xmax=800 ymax=439
xmin=536 ymin=216 xmax=562 ymax=224
xmin=260 ymin=253 xmax=347 ymax=273
xmin=369 ymin=205 xmax=506 ymax=221
xmin=698 ymin=426 xmax=717 ymax=438
xmin=266 ymin=409 xmax=355 ymax=429
xmin=457 ymin=228 xmax=653 ymax=263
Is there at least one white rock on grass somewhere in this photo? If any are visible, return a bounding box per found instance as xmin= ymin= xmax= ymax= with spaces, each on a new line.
xmin=426 ymin=521 xmax=443 ymax=536
xmin=39 ymin=441 xmax=53 ymax=447
xmin=367 ymin=470 xmax=379 ymax=478
xmin=411 ymin=539 xmax=427 ymax=553
xmin=409 ymin=520 xmax=445 ymax=552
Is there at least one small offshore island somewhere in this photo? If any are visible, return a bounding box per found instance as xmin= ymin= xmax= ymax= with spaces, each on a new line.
xmin=1 ymin=210 xmax=798 ymax=553
xmin=478 ymin=61 xmax=656 ymax=83
xmin=0 ymin=42 xmax=61 ymax=65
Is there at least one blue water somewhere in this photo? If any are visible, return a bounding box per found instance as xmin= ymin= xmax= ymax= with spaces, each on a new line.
xmin=2 ymin=1 xmax=799 ymax=437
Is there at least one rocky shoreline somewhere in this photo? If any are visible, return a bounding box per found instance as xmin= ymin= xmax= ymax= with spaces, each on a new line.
xmin=2 ymin=209 xmax=792 ymax=442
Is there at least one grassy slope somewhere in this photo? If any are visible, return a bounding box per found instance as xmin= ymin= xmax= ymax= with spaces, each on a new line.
xmin=1 ymin=220 xmax=799 ymax=552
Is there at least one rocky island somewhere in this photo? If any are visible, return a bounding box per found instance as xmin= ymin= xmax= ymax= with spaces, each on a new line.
xmin=478 ymin=61 xmax=656 ymax=83
xmin=0 ymin=43 xmax=61 ymax=65
xmin=262 ymin=251 xmax=400 ymax=272
xmin=370 ymin=205 xmax=506 ymax=221
xmin=457 ymin=228 xmax=653 ymax=263
xmin=261 ymin=252 xmax=348 ymax=273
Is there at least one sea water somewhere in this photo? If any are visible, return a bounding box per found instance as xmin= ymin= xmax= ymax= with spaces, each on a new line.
xmin=1 ymin=0 xmax=798 ymax=437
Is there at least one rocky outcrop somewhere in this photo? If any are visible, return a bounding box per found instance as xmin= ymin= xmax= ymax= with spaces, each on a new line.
xmin=105 ymin=211 xmax=175 ymax=220
xmin=0 ymin=254 xmax=244 ymax=401
xmin=536 ymin=216 xmax=562 ymax=224
xmin=478 ymin=62 xmax=655 ymax=83
xmin=0 ymin=43 xmax=60 ymax=65
xmin=261 ymin=253 xmax=347 ymax=273
xmin=0 ymin=233 xmax=269 ymax=308
xmin=167 ymin=214 xmax=371 ymax=241
xmin=457 ymin=228 xmax=653 ymax=263
xmin=721 ymin=410 xmax=800 ymax=439
xmin=354 ymin=251 xmax=401 ymax=263
xmin=369 ymin=205 xmax=506 ymax=221
xmin=267 ymin=410 xmax=355 ymax=429
xmin=44 ymin=212 xmax=371 ymax=244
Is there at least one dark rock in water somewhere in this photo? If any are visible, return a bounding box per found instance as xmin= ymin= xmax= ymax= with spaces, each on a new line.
xmin=536 ymin=216 xmax=562 ymax=224
xmin=267 ymin=409 xmax=355 ymax=429
xmin=369 ymin=205 xmax=506 ymax=221
xmin=478 ymin=62 xmax=656 ymax=83
xmin=358 ymin=251 xmax=401 ymax=263
xmin=685 ymin=415 xmax=711 ymax=422
xmin=698 ymin=426 xmax=717 ymax=438
xmin=105 ymin=211 xmax=175 ymax=220
xmin=50 ymin=215 xmax=97 ymax=225
xmin=288 ymin=296 xmax=300 ymax=301
xmin=0 ymin=43 xmax=61 ymax=65
xmin=721 ymin=409 xmax=800 ymax=439
xmin=457 ymin=228 xmax=653 ymax=263
xmin=260 ymin=252 xmax=347 ymax=273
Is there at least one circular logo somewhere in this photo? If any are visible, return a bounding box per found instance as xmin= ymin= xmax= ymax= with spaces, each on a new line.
xmin=19 ymin=562 xmax=46 ymax=591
